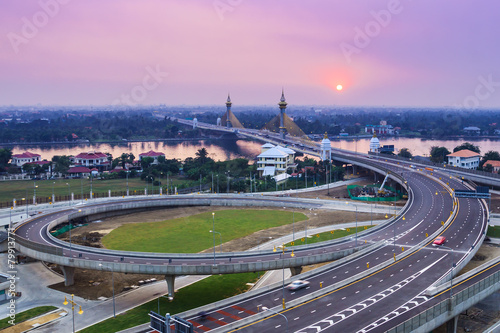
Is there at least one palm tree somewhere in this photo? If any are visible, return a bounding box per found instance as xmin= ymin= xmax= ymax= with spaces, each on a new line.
xmin=195 ymin=148 xmax=209 ymax=164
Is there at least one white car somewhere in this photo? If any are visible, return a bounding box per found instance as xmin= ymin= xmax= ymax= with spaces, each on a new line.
xmin=286 ymin=280 xmax=310 ymax=291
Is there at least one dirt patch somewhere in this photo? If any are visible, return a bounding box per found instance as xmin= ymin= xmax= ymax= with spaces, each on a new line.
xmin=293 ymin=179 xmax=407 ymax=207
xmin=457 ymin=243 xmax=500 ymax=276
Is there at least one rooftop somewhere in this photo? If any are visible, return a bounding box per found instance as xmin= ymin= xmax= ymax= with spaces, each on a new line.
xmin=12 ymin=151 xmax=41 ymax=158
xmin=447 ymin=149 xmax=480 ymax=158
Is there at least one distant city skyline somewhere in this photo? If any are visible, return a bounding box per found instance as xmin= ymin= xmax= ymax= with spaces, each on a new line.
xmin=1 ymin=1 xmax=500 ymax=108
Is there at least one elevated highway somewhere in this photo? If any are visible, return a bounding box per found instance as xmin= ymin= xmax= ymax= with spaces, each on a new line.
xmin=11 ymin=120 xmax=493 ymax=332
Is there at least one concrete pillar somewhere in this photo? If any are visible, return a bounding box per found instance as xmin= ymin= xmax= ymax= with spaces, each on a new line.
xmin=108 ymin=190 xmax=111 ymax=198
xmin=12 ymin=199 xmax=16 ymax=208
xmin=60 ymin=266 xmax=75 ymax=286
xmin=446 ymin=315 xmax=458 ymax=333
xmin=290 ymin=266 xmax=303 ymax=276
xmin=165 ymin=275 xmax=175 ymax=298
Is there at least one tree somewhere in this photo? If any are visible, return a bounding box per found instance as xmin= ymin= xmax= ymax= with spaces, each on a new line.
xmin=430 ymin=146 xmax=451 ymax=163
xmin=0 ymin=148 xmax=12 ymax=167
xmin=195 ymin=148 xmax=210 ymax=164
xmin=22 ymin=163 xmax=35 ymax=175
xmin=52 ymin=155 xmax=71 ymax=175
xmin=140 ymin=157 xmax=154 ymax=170
xmin=119 ymin=153 xmax=135 ymax=169
xmin=398 ymin=148 xmax=412 ymax=158
xmin=453 ymin=142 xmax=480 ymax=154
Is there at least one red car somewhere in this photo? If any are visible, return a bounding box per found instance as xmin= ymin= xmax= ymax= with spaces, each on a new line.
xmin=433 ymin=236 xmax=446 ymax=246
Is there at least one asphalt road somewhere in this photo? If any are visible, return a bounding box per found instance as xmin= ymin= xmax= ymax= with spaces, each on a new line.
xmin=13 ymin=155 xmax=489 ymax=332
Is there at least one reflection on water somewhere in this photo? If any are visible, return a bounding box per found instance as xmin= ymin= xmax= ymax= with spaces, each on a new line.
xmin=331 ymin=137 xmax=499 ymax=156
xmin=9 ymin=140 xmax=265 ymax=162
xmin=8 ymin=137 xmax=499 ymax=161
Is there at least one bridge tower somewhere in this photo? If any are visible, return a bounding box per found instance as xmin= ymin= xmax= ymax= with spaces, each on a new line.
xmin=278 ymin=89 xmax=287 ymax=139
xmin=225 ymin=93 xmax=232 ymax=128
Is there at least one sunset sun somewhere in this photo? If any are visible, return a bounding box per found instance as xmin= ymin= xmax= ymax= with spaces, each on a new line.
xmin=336 ymin=84 xmax=343 ymax=91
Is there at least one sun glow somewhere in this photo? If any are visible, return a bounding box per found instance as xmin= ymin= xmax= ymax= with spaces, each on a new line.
xmin=336 ymin=84 xmax=343 ymax=91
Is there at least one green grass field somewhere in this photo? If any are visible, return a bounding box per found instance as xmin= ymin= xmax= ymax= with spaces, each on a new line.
xmin=0 ymin=306 xmax=57 ymax=329
xmin=0 ymin=177 xmax=195 ymax=205
xmin=487 ymin=225 xmax=500 ymax=238
xmin=79 ymin=272 xmax=260 ymax=333
xmin=102 ymin=210 xmax=307 ymax=253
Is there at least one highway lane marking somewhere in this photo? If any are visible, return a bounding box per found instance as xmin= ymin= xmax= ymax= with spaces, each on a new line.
xmin=229 ymin=206 xmax=461 ymax=333
xmin=294 ymin=259 xmax=441 ymax=332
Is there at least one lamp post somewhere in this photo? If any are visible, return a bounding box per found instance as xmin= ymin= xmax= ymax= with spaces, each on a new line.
xmin=273 ymin=243 xmax=295 ymax=309
xmin=126 ymin=171 xmax=129 ymax=196
xmin=52 ymin=181 xmax=55 ymax=204
xmin=66 ymin=183 xmax=71 ymax=206
xmin=63 ymin=294 xmax=83 ymax=333
xmin=440 ymin=245 xmax=455 ymax=300
xmin=209 ymin=230 xmax=222 ymax=253
xmin=99 ymin=263 xmax=116 ymax=318
xmin=9 ymin=206 xmax=13 ymax=230
xmin=346 ymin=202 xmax=358 ymax=247
xmin=33 ymin=182 xmax=38 ymax=205
xmin=226 ymin=171 xmax=230 ymax=193
xmin=25 ymin=187 xmax=29 ymax=216
xmin=261 ymin=307 xmax=288 ymax=333
xmin=157 ymin=294 xmax=171 ymax=315
xmin=212 ymin=212 xmax=216 ymax=265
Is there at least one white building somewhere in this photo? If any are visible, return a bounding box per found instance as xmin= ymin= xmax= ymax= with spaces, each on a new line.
xmin=320 ymin=133 xmax=332 ymax=161
xmin=257 ymin=143 xmax=296 ymax=178
xmin=71 ymin=152 xmax=110 ymax=170
xmin=446 ymin=149 xmax=480 ymax=169
xmin=369 ymin=133 xmax=380 ymax=153
xmin=11 ymin=151 xmax=41 ymax=166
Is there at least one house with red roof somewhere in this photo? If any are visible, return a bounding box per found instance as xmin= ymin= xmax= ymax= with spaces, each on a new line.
xmin=71 ymin=151 xmax=111 ymax=171
xmin=11 ymin=151 xmax=41 ymax=166
xmin=139 ymin=150 xmax=165 ymax=164
xmin=447 ymin=149 xmax=480 ymax=170
xmin=484 ymin=160 xmax=500 ymax=173
xmin=66 ymin=166 xmax=91 ymax=178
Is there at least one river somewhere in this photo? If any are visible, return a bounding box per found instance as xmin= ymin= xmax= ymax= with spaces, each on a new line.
xmin=7 ymin=137 xmax=499 ymax=161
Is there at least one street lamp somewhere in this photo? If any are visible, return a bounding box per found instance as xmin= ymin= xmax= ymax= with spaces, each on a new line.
xmin=440 ymin=245 xmax=456 ymax=300
xmin=33 ymin=182 xmax=38 ymax=205
xmin=273 ymin=243 xmax=295 ymax=309
xmin=66 ymin=183 xmax=71 ymax=206
xmin=212 ymin=212 xmax=216 ymax=265
xmin=99 ymin=263 xmax=116 ymax=318
xmin=261 ymin=307 xmax=288 ymax=332
xmin=209 ymin=230 xmax=222 ymax=253
xmin=63 ymin=294 xmax=83 ymax=333
xmin=346 ymin=202 xmax=358 ymax=247
xmin=52 ymin=181 xmax=55 ymax=204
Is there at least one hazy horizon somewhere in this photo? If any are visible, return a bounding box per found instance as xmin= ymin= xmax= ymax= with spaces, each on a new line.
xmin=2 ymin=1 xmax=500 ymax=108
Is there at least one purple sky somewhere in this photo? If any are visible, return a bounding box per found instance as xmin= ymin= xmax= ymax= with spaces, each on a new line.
xmin=1 ymin=0 xmax=500 ymax=107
